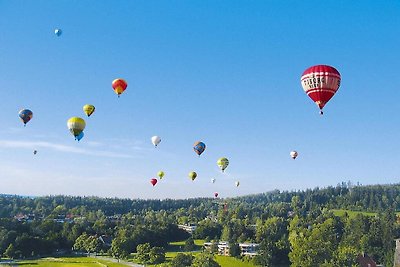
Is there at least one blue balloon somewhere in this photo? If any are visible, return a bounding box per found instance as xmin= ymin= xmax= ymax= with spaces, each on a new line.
xmin=55 ymin=29 xmax=62 ymax=36
xmin=76 ymin=131 xmax=84 ymax=141
xmin=193 ymin=141 xmax=206 ymax=156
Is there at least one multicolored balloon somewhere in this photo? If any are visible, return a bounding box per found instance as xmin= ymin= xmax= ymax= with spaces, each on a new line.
xmin=19 ymin=109 xmax=33 ymax=126
xmin=301 ymin=65 xmax=341 ymax=115
xmin=151 ymin=136 xmax=161 ymax=147
xmin=158 ymin=171 xmax=165 ymax=179
xmin=217 ymin=157 xmax=229 ymax=172
xmin=189 ymin=171 xmax=197 ymax=181
xmin=112 ymin=78 xmax=127 ymax=97
xmin=83 ymin=104 xmax=95 ymax=117
xmin=150 ymin=178 xmax=158 ymax=186
xmin=193 ymin=141 xmax=206 ymax=156
xmin=67 ymin=117 xmax=86 ymax=139
xmin=290 ymin=150 xmax=298 ymax=160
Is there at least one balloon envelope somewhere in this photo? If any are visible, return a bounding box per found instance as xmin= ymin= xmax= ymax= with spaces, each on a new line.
xmin=214 ymin=192 xmax=219 ymax=198
xmin=150 ymin=178 xmax=158 ymax=186
xmin=235 ymin=181 xmax=240 ymax=187
xmin=83 ymin=104 xmax=95 ymax=117
xmin=189 ymin=171 xmax=197 ymax=181
xmin=211 ymin=178 xmax=216 ymax=184
xmin=67 ymin=117 xmax=86 ymax=138
xmin=290 ymin=151 xmax=298 ymax=159
xmin=112 ymin=78 xmax=127 ymax=97
xmin=55 ymin=29 xmax=62 ymax=36
xmin=217 ymin=157 xmax=229 ymax=172
xmin=33 ymin=150 xmax=37 ymax=155
xmin=301 ymin=65 xmax=341 ymax=113
xmin=158 ymin=171 xmax=165 ymax=179
xmin=19 ymin=109 xmax=33 ymax=125
xmin=193 ymin=141 xmax=206 ymax=156
xmin=151 ymin=136 xmax=161 ymax=147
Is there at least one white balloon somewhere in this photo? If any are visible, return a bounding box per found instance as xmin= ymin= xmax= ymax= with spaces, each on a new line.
xmin=235 ymin=181 xmax=240 ymax=187
xmin=151 ymin=136 xmax=161 ymax=147
xmin=290 ymin=150 xmax=298 ymax=160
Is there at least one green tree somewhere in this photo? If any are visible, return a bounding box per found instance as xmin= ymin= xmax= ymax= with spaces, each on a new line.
xmin=73 ymin=233 xmax=89 ymax=252
xmin=184 ymin=237 xmax=196 ymax=252
xmin=289 ymin=217 xmax=338 ymax=267
xmin=4 ymin=243 xmax=15 ymax=259
xmin=149 ymin=246 xmax=165 ymax=264
xmin=110 ymin=237 xmax=130 ymax=259
xmin=170 ymin=253 xmax=193 ymax=267
xmin=192 ymin=252 xmax=221 ymax=267
xmin=333 ymin=245 xmax=359 ymax=267
xmin=136 ymin=243 xmax=151 ymax=263
xmin=229 ymin=242 xmax=240 ymax=257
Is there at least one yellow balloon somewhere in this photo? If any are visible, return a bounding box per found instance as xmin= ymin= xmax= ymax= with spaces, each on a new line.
xmin=158 ymin=171 xmax=165 ymax=179
xmin=67 ymin=117 xmax=86 ymax=137
xmin=188 ymin=171 xmax=197 ymax=181
xmin=217 ymin=157 xmax=229 ymax=172
xmin=83 ymin=104 xmax=95 ymax=117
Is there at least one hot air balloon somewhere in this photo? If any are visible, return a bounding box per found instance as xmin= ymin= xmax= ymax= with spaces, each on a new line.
xmin=158 ymin=171 xmax=165 ymax=179
xmin=151 ymin=136 xmax=161 ymax=147
xmin=290 ymin=151 xmax=298 ymax=160
xmin=235 ymin=181 xmax=240 ymax=187
xmin=150 ymin=178 xmax=158 ymax=186
xmin=54 ymin=29 xmax=62 ymax=36
xmin=214 ymin=192 xmax=219 ymax=198
xmin=83 ymin=104 xmax=95 ymax=117
xmin=19 ymin=109 xmax=33 ymax=126
xmin=67 ymin=117 xmax=86 ymax=140
xmin=189 ymin=171 xmax=197 ymax=181
xmin=33 ymin=150 xmax=37 ymax=155
xmin=76 ymin=131 xmax=85 ymax=142
xmin=193 ymin=141 xmax=206 ymax=156
xmin=217 ymin=157 xmax=229 ymax=172
xmin=112 ymin=78 xmax=127 ymax=97
xmin=301 ymin=65 xmax=341 ymax=115
xmin=211 ymin=178 xmax=216 ymax=184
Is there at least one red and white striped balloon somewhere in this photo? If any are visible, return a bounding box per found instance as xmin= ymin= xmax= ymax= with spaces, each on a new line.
xmin=301 ymin=65 xmax=341 ymax=114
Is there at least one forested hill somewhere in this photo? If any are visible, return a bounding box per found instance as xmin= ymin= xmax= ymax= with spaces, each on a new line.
xmin=1 ymin=183 xmax=399 ymax=266
xmin=1 ymin=182 xmax=400 ymax=218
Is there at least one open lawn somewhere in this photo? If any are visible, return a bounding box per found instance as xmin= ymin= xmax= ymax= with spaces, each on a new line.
xmin=331 ymin=209 xmax=377 ymax=218
xmin=167 ymin=239 xmax=204 ymax=252
xmin=215 ymin=255 xmax=256 ymax=267
xmin=11 ymin=257 xmax=130 ymax=267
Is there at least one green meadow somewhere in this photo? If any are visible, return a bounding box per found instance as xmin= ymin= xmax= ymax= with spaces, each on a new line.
xmin=5 ymin=257 xmax=129 ymax=267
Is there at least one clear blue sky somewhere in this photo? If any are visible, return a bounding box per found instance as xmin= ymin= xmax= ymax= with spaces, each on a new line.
xmin=1 ymin=0 xmax=400 ymax=199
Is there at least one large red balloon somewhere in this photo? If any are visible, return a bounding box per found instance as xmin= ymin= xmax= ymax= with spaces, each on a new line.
xmin=150 ymin=178 xmax=158 ymax=186
xmin=112 ymin=78 xmax=128 ymax=97
xmin=301 ymin=65 xmax=341 ymax=114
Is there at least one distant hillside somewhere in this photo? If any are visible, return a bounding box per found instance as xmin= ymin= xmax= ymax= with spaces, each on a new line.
xmin=2 ymin=182 xmax=400 ymax=217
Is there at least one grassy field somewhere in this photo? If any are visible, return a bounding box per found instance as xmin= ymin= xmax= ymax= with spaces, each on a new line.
xmin=167 ymin=239 xmax=204 ymax=252
xmin=215 ymin=255 xmax=256 ymax=267
xmin=127 ymin=239 xmax=258 ymax=267
xmin=10 ymin=256 xmax=129 ymax=267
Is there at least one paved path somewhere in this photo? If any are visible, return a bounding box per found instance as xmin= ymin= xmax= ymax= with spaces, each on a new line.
xmin=91 ymin=255 xmax=144 ymax=267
